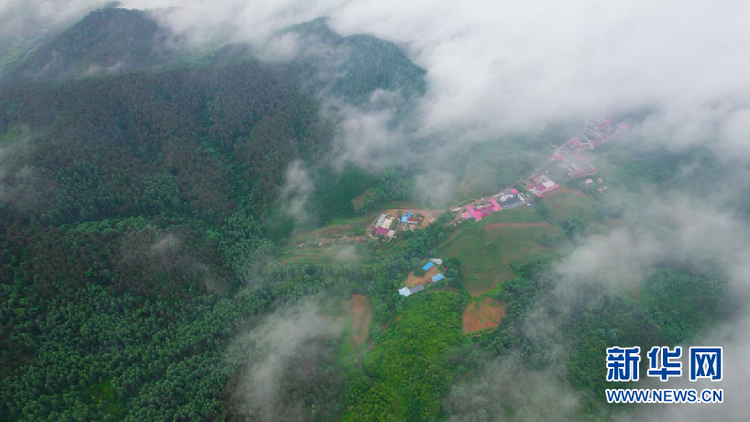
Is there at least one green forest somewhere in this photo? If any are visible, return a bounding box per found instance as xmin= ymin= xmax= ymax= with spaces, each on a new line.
xmin=0 ymin=7 xmax=741 ymax=422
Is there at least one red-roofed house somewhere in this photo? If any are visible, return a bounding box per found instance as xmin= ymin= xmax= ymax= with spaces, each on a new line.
xmin=570 ymin=138 xmax=581 ymax=146
xmin=552 ymin=154 xmax=565 ymax=161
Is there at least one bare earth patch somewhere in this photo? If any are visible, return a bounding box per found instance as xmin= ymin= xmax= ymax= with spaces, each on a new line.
xmin=378 ymin=209 xmax=441 ymax=230
xmin=462 ymin=297 xmax=505 ymax=334
xmin=483 ymin=222 xmax=553 ymax=231
xmin=350 ymin=294 xmax=372 ymax=349
xmin=404 ymin=266 xmax=440 ymax=288
xmin=541 ymin=186 xmax=590 ymax=201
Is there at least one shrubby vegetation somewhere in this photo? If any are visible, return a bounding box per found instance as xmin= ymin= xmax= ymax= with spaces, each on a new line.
xmin=354 ymin=292 xmax=465 ymax=421
xmin=482 ymin=259 xmax=730 ymax=416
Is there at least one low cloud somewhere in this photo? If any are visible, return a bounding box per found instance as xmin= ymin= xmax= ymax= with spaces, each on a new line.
xmin=80 ymin=59 xmax=126 ymax=77
xmin=279 ymin=160 xmax=315 ymax=225
xmin=0 ymin=134 xmax=46 ymax=210
xmin=228 ymin=299 xmax=344 ymax=421
xmin=446 ymin=354 xmax=581 ymax=422
xmin=554 ymin=197 xmax=750 ymax=421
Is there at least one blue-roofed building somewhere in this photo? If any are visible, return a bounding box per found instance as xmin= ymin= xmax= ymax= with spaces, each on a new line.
xmin=422 ymin=262 xmax=434 ymax=271
xmin=432 ymin=273 xmax=445 ymax=282
xmin=401 ymin=216 xmax=408 ymax=223
xmin=407 ymin=212 xmax=412 ymax=217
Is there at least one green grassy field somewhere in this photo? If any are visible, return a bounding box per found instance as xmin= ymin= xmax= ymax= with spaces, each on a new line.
xmin=546 ymin=192 xmax=599 ymax=221
xmin=477 ymin=205 xmax=545 ymax=224
xmin=441 ymin=207 xmax=569 ymax=296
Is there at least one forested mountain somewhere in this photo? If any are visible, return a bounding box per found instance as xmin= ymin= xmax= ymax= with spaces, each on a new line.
xmin=0 ymin=8 xmax=174 ymax=84
xmin=0 ymin=7 xmax=429 ymax=420
xmin=0 ymin=7 xmax=426 ymax=226
xmin=0 ymin=6 xmax=738 ymax=422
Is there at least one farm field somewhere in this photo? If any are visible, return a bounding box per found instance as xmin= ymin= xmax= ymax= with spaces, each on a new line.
xmin=441 ymin=210 xmax=568 ymax=296
xmin=462 ymin=297 xmax=505 ymax=333
xmin=278 ymin=243 xmax=367 ymax=265
xmin=350 ymin=294 xmax=373 ymax=349
xmin=474 ymin=205 xmax=545 ymax=224
xmin=289 ymin=215 xmax=373 ymax=244
xmin=545 ymin=191 xmax=599 ymax=221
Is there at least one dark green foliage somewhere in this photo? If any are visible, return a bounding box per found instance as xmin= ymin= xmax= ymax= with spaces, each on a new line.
xmin=1 ymin=60 xmax=329 ymax=224
xmin=357 ymin=170 xmax=414 ymax=215
xmin=558 ymin=218 xmax=587 ymax=242
xmin=534 ymin=201 xmax=554 ymax=223
xmin=641 ymin=267 xmax=729 ymax=345
xmin=310 ymin=165 xmax=378 ymax=225
xmin=0 ymin=10 xmax=433 ymax=420
xmin=444 ymin=257 xmax=465 ymax=290
xmin=0 ymin=226 xmax=367 ymax=421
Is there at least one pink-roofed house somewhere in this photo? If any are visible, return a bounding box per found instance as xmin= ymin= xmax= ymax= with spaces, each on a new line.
xmin=466 ymin=205 xmax=483 ymax=221
xmin=375 ymin=227 xmax=389 ymax=236
xmin=552 ymin=154 xmax=565 ymax=161
xmin=490 ymin=198 xmax=502 ymax=211
xmin=570 ymin=138 xmax=581 ymax=146
xmin=510 ymin=188 xmax=518 ymax=194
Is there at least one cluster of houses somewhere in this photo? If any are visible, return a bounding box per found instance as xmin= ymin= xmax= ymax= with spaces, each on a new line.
xmin=548 ymin=114 xmax=631 ymax=184
xmin=565 ymin=155 xmax=599 ymax=178
xmin=584 ymin=177 xmax=608 ymax=192
xmin=526 ymin=174 xmax=559 ymax=197
xmin=460 ymin=189 xmax=528 ymax=222
xmin=372 ymin=213 xmax=397 ymax=239
xmin=552 ymin=115 xmax=629 ymax=160
xmin=370 ymin=210 xmax=424 ymax=240
xmin=398 ymin=259 xmax=446 ymax=297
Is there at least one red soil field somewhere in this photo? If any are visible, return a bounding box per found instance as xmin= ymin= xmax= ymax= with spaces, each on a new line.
xmin=350 ymin=294 xmax=372 ymax=348
xmin=404 ymin=266 xmax=440 ymax=288
xmin=462 ymin=297 xmax=505 ymax=334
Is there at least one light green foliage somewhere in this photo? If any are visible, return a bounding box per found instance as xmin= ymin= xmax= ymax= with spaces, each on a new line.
xmin=354 ymin=292 xmax=465 ymax=421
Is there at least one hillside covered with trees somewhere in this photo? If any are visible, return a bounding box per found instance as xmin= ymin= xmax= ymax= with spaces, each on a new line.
xmin=0 ymin=6 xmax=740 ymax=422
